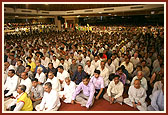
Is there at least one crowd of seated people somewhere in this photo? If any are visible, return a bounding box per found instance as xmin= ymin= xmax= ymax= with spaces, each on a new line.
xmin=4 ymin=25 xmax=164 ymax=111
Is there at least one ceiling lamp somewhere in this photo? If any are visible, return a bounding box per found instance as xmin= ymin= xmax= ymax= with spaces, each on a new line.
xmin=151 ymin=11 xmax=155 ymax=14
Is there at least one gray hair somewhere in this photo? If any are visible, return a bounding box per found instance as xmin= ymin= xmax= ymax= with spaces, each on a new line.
xmin=65 ymin=77 xmax=71 ymax=81
xmin=18 ymin=85 xmax=27 ymax=92
xmin=44 ymin=82 xmax=52 ymax=89
xmin=137 ymin=71 xmax=144 ymax=76
xmin=37 ymin=67 xmax=43 ymax=71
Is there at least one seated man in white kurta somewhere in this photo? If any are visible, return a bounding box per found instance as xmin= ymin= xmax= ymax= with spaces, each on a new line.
xmin=56 ymin=65 xmax=70 ymax=88
xmin=19 ymin=72 xmax=32 ymax=95
xmin=35 ymin=67 xmax=46 ymax=85
xmin=45 ymin=71 xmax=61 ymax=92
xmin=35 ymin=82 xmax=61 ymax=111
xmin=131 ymin=71 xmax=148 ymax=91
xmin=84 ymin=60 xmax=95 ymax=77
xmin=58 ymin=77 xmax=76 ymax=103
xmin=97 ymin=61 xmax=109 ymax=87
xmin=4 ymin=69 xmax=19 ymax=98
xmin=103 ymin=75 xmax=123 ymax=105
xmin=124 ymin=79 xmax=147 ymax=111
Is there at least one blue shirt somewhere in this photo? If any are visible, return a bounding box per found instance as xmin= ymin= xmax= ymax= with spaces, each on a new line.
xmin=35 ymin=65 xmax=47 ymax=74
xmin=71 ymin=70 xmax=87 ymax=85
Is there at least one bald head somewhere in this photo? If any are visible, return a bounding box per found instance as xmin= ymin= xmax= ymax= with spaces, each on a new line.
xmin=137 ymin=71 xmax=143 ymax=80
xmin=134 ymin=53 xmax=138 ymax=58
xmin=134 ymin=79 xmax=141 ymax=89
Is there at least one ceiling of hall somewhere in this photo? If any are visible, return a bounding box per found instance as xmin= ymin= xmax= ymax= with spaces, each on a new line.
xmin=4 ymin=4 xmax=164 ymax=19
xmin=4 ymin=4 xmax=137 ymax=11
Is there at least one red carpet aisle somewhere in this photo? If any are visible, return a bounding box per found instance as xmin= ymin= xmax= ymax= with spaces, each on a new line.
xmin=59 ymin=84 xmax=139 ymax=111
xmin=58 ymin=98 xmax=138 ymax=111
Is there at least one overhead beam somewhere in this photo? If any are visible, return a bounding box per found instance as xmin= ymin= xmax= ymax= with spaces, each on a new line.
xmin=4 ymin=4 xmax=164 ymax=16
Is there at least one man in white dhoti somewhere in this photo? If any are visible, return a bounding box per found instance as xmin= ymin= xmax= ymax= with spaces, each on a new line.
xmin=124 ymin=79 xmax=147 ymax=111
xmin=35 ymin=82 xmax=61 ymax=111
xmin=58 ymin=77 xmax=76 ymax=103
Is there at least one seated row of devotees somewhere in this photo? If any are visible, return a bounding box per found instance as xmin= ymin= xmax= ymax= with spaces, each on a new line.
xmin=4 ymin=69 xmax=164 ymax=111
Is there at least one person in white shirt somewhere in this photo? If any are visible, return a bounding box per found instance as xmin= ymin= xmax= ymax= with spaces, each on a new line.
xmin=103 ymin=75 xmax=124 ymax=105
xmin=120 ymin=57 xmax=133 ymax=74
xmin=51 ymin=55 xmax=60 ymax=68
xmin=65 ymin=55 xmax=72 ymax=70
xmin=35 ymin=67 xmax=46 ymax=85
xmin=45 ymin=71 xmax=61 ymax=92
xmin=91 ymin=56 xmax=101 ymax=69
xmin=20 ymin=72 xmax=32 ymax=95
xmin=130 ymin=52 xmax=140 ymax=69
xmin=77 ymin=50 xmax=84 ymax=59
xmin=41 ymin=55 xmax=50 ymax=68
xmin=87 ymin=50 xmax=94 ymax=61
xmin=152 ymin=76 xmax=164 ymax=94
xmin=105 ymin=59 xmax=116 ymax=75
xmin=84 ymin=60 xmax=95 ymax=77
xmin=83 ymin=52 xmax=90 ymax=64
xmin=35 ymin=82 xmax=61 ymax=111
xmin=76 ymin=56 xmax=85 ymax=68
xmin=131 ymin=71 xmax=148 ymax=91
xmin=4 ymin=69 xmax=19 ymax=97
xmin=4 ymin=62 xmax=15 ymax=84
xmin=4 ymin=61 xmax=15 ymax=74
xmin=58 ymin=77 xmax=76 ymax=103
xmin=97 ymin=61 xmax=109 ymax=87
xmin=42 ymin=48 xmax=49 ymax=58
xmin=59 ymin=58 xmax=69 ymax=71
xmin=124 ymin=79 xmax=147 ymax=111
xmin=111 ymin=54 xmax=119 ymax=70
xmin=56 ymin=66 xmax=70 ymax=88
xmin=149 ymin=76 xmax=164 ymax=99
